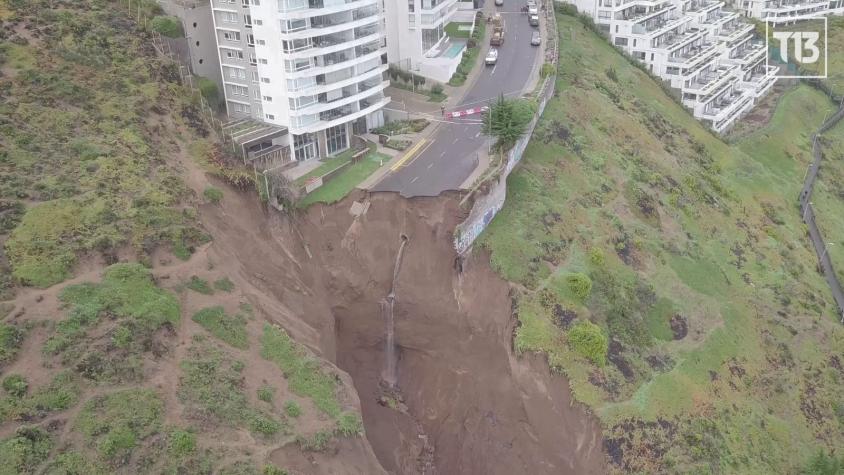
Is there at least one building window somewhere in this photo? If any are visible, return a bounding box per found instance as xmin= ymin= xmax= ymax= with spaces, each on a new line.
xmin=293 ymin=133 xmax=318 ymax=161
xmin=226 ymin=67 xmax=246 ymax=79
xmin=266 ymin=114 xmax=275 ymax=120
xmin=326 ymin=123 xmax=348 ymax=155
xmin=408 ymin=0 xmax=415 ymax=12
xmin=421 ymin=25 xmax=444 ymax=52
xmin=244 ymin=14 xmax=252 ymax=27
xmin=229 ymin=84 xmax=248 ymax=96
xmin=257 ymin=39 xmax=266 ymax=45
xmin=614 ymin=37 xmax=628 ymax=46
xmin=222 ymin=12 xmax=238 ymax=23
xmin=259 ymin=58 xmax=268 ymax=64
xmin=261 ymin=77 xmax=270 ymax=83
xmin=263 ymin=96 xmax=273 ymax=102
xmin=224 ymin=49 xmax=244 ymax=60
xmin=255 ymin=19 xmax=263 ymax=25
xmin=251 ymin=71 xmax=259 ymax=82
xmin=247 ymin=33 xmax=255 ymax=46
xmin=249 ymin=53 xmax=257 ymax=65
xmin=223 ymin=31 xmax=241 ymax=41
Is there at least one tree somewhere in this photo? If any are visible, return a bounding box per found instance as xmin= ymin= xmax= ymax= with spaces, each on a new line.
xmin=567 ymin=320 xmax=608 ymax=366
xmin=482 ymin=94 xmax=536 ymax=151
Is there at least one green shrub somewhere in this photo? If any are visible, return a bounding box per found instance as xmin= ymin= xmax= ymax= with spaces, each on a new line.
xmin=186 ymin=276 xmax=214 ymax=295
xmin=262 ymin=464 xmax=288 ymax=475
xmin=567 ymin=320 xmax=608 ymax=366
xmin=75 ymin=389 xmax=163 ymax=461
xmin=0 ymin=323 xmax=24 ymax=366
xmin=192 ymin=306 xmax=249 ymax=349
xmin=2 ymin=375 xmax=28 ymax=398
xmin=430 ymin=83 xmax=444 ymax=95
xmin=203 ymin=186 xmax=223 ymax=204
xmin=336 ymin=412 xmax=363 ymax=437
xmin=296 ymin=430 xmax=332 ymax=452
xmin=197 ymin=77 xmax=221 ymax=109
xmin=151 ymin=15 xmax=183 ymax=38
xmin=257 ymin=386 xmax=274 ymax=403
xmin=168 ymin=429 xmax=196 ymax=457
xmin=214 ymin=277 xmax=235 ymax=292
xmin=0 ymin=426 xmax=52 ymax=474
xmin=283 ymin=400 xmax=301 ymax=418
xmin=565 ymin=273 xmax=593 ymax=302
xmin=540 ymin=63 xmax=556 ymax=78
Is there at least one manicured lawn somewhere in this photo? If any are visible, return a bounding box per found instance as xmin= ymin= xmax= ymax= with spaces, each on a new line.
xmin=297 ymin=151 xmax=390 ymax=207
xmin=294 ymin=147 xmax=358 ymax=186
xmin=445 ymin=22 xmax=473 ymax=39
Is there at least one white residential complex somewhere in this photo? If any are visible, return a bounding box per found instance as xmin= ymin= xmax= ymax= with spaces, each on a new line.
xmin=210 ymin=0 xmax=390 ymax=162
xmin=567 ymin=0 xmax=778 ymax=132
xmin=383 ymin=0 xmax=466 ymax=82
xmin=727 ymin=0 xmax=843 ymax=22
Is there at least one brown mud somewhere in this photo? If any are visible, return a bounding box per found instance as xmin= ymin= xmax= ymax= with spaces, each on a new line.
xmin=197 ymin=180 xmax=607 ymax=474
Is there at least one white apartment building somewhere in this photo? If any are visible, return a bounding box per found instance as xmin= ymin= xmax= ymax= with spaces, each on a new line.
xmin=727 ymin=0 xmax=843 ymax=22
xmin=211 ymin=0 xmax=390 ymax=163
xmin=564 ymin=0 xmax=777 ymax=133
xmin=383 ymin=0 xmax=467 ymax=82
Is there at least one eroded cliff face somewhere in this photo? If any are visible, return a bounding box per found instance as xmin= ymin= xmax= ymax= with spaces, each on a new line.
xmin=199 ymin=185 xmax=606 ymax=474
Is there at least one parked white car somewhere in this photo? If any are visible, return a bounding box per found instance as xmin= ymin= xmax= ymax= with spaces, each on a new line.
xmin=485 ymin=48 xmax=499 ymax=65
xmin=495 ymin=0 xmax=504 ymax=5
xmin=531 ymin=31 xmax=541 ymax=45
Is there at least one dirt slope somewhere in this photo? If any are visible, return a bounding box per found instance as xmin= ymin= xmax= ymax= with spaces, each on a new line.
xmin=194 ymin=175 xmax=607 ymax=473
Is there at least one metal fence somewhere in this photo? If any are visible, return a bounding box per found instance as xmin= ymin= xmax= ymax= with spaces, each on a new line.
xmin=799 ymin=94 xmax=844 ymax=324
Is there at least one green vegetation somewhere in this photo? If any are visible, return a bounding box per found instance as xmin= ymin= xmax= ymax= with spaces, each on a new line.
xmin=482 ymin=95 xmax=537 ymax=151
xmin=567 ymin=320 xmax=608 ymax=366
xmin=262 ymin=464 xmax=289 ymax=475
xmin=214 ymin=276 xmax=235 ymax=292
xmin=179 ymin=340 xmax=283 ymax=437
xmin=478 ymin=11 xmax=844 ymax=472
xmin=1 ymin=1 xmax=205 ymax=289
xmin=803 ymin=450 xmax=844 ymax=475
xmin=2 ymin=374 xmax=28 ymax=398
xmin=0 ymin=322 xmax=24 ymax=366
xmin=0 ymin=426 xmax=52 ymax=475
xmin=445 ymin=21 xmax=473 ymax=39
xmin=260 ymin=324 xmax=340 ymax=417
xmin=257 ymin=386 xmax=274 ymax=403
xmin=335 ymin=412 xmax=364 ymax=437
xmin=150 ymin=15 xmax=183 ymax=38
xmin=185 ymin=275 xmax=214 ymax=295
xmin=0 ymin=372 xmax=81 ymax=423
xmin=448 ymin=12 xmax=486 ymax=86
xmin=192 ymin=306 xmax=249 ymax=349
xmin=297 ymin=150 xmax=390 ymax=207
xmin=75 ymin=389 xmax=163 ymax=462
xmin=168 ymin=428 xmax=197 ymax=458
xmin=203 ymin=186 xmax=224 ymax=204
xmin=44 ymin=263 xmax=179 ymax=381
xmin=283 ymin=400 xmax=301 ymax=418
xmin=372 ymin=119 xmax=430 ymax=136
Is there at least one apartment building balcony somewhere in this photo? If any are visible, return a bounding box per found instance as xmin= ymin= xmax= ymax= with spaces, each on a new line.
xmin=279 ymin=0 xmax=379 ymax=18
xmin=609 ymin=0 xmax=672 ymax=12
xmin=289 ymin=79 xmax=388 ymax=116
xmin=654 ymin=27 xmax=703 ymax=50
xmin=683 ymin=65 xmax=737 ymax=95
xmin=286 ymin=47 xmax=384 ymax=79
xmin=723 ymin=40 xmax=766 ymax=66
xmin=618 ymin=4 xmax=676 ymax=23
xmin=667 ymin=42 xmax=719 ymax=67
xmin=280 ymin=12 xmax=380 ymax=40
xmin=633 ymin=16 xmax=687 ymax=36
xmin=739 ymin=65 xmax=778 ymax=97
xmin=699 ymin=88 xmax=755 ymax=132
xmin=686 ymin=0 xmax=722 ymax=13
xmin=289 ymin=94 xmax=390 ymax=135
xmin=717 ymin=22 xmax=754 ymax=43
xmin=287 ymin=63 xmax=387 ymax=97
xmin=763 ymin=0 xmax=829 ymax=15
xmin=284 ymin=30 xmax=382 ymax=59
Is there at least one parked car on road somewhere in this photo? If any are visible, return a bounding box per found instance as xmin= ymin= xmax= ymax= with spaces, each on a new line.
xmin=528 ymin=5 xmax=538 ymax=15
xmin=485 ymin=48 xmax=499 ymax=66
xmin=529 ymin=14 xmax=539 ymax=26
xmin=531 ymin=31 xmax=541 ymax=45
xmin=495 ymin=0 xmax=504 ymax=5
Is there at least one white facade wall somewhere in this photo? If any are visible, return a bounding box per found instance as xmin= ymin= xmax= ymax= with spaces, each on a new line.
xmin=211 ymin=0 xmax=390 ymax=161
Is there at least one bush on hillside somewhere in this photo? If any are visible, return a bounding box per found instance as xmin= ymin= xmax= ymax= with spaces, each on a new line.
xmin=567 ymin=320 xmax=608 ymax=366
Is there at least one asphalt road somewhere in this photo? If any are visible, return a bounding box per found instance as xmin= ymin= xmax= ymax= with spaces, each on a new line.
xmin=373 ymin=6 xmax=542 ymax=197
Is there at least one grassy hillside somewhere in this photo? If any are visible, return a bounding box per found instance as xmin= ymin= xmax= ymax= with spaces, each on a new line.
xmin=480 ymin=11 xmax=844 ymax=473
xmin=0 ymin=1 xmax=363 ymax=473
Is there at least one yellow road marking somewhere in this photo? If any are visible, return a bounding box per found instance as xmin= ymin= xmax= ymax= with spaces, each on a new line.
xmin=390 ymin=138 xmax=428 ymax=171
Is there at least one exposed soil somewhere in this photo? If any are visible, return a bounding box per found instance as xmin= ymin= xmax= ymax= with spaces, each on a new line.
xmin=192 ymin=174 xmax=607 ymax=473
xmin=669 ymin=314 xmax=688 ymax=340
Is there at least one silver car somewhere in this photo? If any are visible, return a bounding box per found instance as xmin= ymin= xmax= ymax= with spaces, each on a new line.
xmin=531 ymin=31 xmax=541 ymax=46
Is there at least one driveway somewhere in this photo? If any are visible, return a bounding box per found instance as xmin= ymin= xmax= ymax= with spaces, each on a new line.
xmin=373 ymin=5 xmax=543 ymax=197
